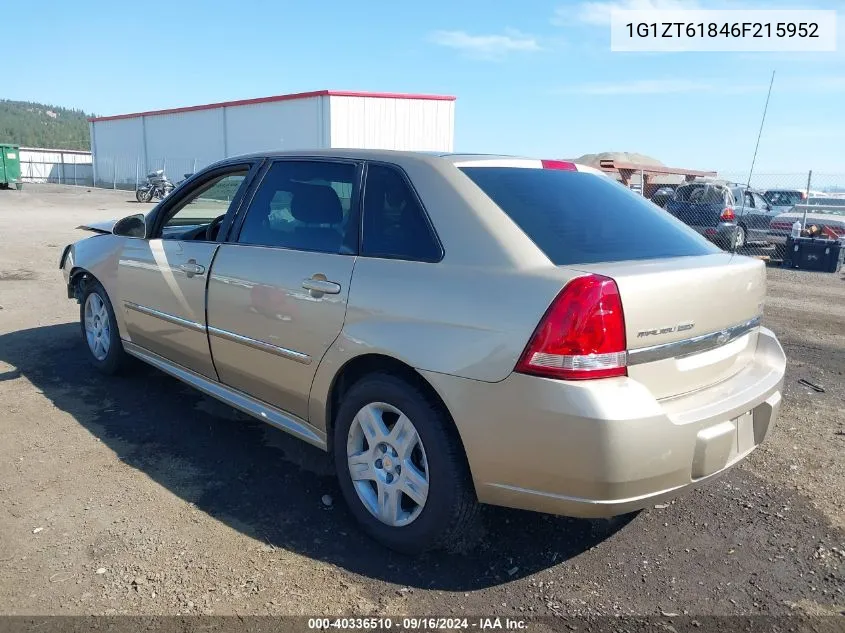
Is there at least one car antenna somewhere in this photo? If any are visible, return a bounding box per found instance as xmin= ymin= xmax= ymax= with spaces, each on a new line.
xmin=735 ymin=70 xmax=776 ymax=255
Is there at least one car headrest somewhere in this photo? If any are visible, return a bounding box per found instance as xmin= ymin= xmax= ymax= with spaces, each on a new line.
xmin=290 ymin=184 xmax=342 ymax=225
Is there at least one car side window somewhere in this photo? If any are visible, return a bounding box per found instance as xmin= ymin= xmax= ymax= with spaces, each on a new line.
xmin=753 ymin=192 xmax=769 ymax=210
xmin=733 ymin=189 xmax=753 ymax=209
xmin=744 ymin=191 xmax=755 ymax=208
xmin=361 ymin=163 xmax=442 ymax=262
xmin=161 ymin=171 xmax=249 ymax=235
xmin=236 ymin=161 xmax=358 ymax=254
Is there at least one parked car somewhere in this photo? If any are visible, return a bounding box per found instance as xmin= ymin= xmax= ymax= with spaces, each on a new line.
xmin=768 ymin=199 xmax=845 ymax=259
xmin=762 ymin=189 xmax=806 ymax=216
xmin=665 ymin=180 xmax=775 ymax=249
xmin=60 ymin=151 xmax=786 ymax=553
xmin=650 ymin=186 xmax=676 ymax=208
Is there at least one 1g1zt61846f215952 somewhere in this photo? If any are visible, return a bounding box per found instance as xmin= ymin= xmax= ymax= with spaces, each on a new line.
xmin=624 ymin=21 xmax=820 ymax=39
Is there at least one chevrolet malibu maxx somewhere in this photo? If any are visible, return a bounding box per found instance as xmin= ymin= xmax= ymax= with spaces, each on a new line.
xmin=60 ymin=151 xmax=786 ymax=553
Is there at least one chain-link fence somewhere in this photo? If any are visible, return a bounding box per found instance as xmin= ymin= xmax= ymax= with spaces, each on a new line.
xmin=645 ymin=171 xmax=845 ymax=262
xmin=93 ymin=155 xmax=207 ymax=190
xmin=20 ymin=148 xmax=94 ymax=187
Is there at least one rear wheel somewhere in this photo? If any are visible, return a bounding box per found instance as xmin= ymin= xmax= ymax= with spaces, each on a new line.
xmin=333 ymin=373 xmax=477 ymax=554
xmin=80 ymin=279 xmax=128 ymax=375
xmin=732 ymin=225 xmax=747 ymax=250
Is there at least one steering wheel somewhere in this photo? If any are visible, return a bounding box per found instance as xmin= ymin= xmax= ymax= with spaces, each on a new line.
xmin=205 ymin=215 xmax=225 ymax=241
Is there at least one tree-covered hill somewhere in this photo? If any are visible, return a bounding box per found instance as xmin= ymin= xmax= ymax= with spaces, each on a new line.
xmin=0 ymin=100 xmax=92 ymax=150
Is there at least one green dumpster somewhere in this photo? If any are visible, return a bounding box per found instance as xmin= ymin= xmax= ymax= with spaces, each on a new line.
xmin=0 ymin=144 xmax=21 ymax=190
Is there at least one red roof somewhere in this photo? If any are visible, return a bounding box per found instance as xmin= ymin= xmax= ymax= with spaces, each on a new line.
xmin=88 ymin=90 xmax=457 ymax=123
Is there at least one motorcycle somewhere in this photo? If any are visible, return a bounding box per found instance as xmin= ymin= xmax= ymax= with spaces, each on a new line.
xmin=135 ymin=169 xmax=175 ymax=203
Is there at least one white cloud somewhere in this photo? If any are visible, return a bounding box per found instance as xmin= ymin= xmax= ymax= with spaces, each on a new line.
xmin=428 ymin=29 xmax=540 ymax=60
xmin=553 ymin=0 xmax=700 ymax=27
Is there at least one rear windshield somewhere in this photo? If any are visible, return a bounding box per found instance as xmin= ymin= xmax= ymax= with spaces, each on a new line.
xmin=459 ymin=168 xmax=719 ymax=265
xmin=764 ymin=190 xmax=804 ymax=206
xmin=674 ymin=183 xmax=728 ymax=205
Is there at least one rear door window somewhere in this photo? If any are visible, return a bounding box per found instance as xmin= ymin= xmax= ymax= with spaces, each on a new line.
xmin=459 ymin=168 xmax=719 ymax=265
xmin=736 ymin=190 xmax=755 ymax=209
xmin=752 ymin=192 xmax=770 ymax=210
xmin=360 ymin=163 xmax=442 ymax=262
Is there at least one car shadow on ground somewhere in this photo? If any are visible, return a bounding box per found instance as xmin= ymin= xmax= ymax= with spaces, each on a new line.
xmin=0 ymin=323 xmax=637 ymax=591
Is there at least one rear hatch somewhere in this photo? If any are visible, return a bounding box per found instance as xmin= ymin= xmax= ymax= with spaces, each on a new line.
xmin=458 ymin=163 xmax=763 ymax=400
xmin=573 ymin=255 xmax=764 ymax=399
xmin=666 ymin=183 xmax=730 ymax=227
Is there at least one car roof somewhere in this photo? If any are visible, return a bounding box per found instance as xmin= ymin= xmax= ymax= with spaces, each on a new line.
xmin=216 ymin=149 xmax=604 ymax=171
xmin=220 ymin=149 xmax=523 ymax=163
xmin=680 ymin=179 xmax=766 ymax=194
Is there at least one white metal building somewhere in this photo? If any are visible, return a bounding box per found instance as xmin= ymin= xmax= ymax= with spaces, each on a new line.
xmin=88 ymin=90 xmax=456 ymax=188
xmin=20 ymin=147 xmax=93 ymax=186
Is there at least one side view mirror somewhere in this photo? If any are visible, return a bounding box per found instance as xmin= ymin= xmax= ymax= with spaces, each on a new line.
xmin=113 ymin=213 xmax=147 ymax=239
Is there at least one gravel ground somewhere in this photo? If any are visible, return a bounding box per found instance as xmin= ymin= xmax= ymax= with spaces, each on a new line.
xmin=0 ymin=185 xmax=843 ymax=617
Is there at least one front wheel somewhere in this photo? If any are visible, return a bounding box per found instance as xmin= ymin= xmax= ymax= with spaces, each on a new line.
xmin=333 ymin=373 xmax=477 ymax=554
xmin=80 ymin=279 xmax=129 ymax=375
xmin=136 ymin=187 xmax=152 ymax=203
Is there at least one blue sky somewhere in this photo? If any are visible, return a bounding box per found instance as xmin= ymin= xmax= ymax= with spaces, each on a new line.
xmin=9 ymin=0 xmax=845 ymax=172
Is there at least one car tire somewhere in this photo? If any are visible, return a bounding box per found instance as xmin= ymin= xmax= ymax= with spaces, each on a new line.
xmin=333 ymin=373 xmax=478 ymax=554
xmin=79 ymin=278 xmax=129 ymax=375
xmin=733 ymin=225 xmax=747 ymax=250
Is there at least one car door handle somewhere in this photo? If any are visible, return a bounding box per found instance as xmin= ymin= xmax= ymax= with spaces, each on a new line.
xmin=178 ymin=261 xmax=206 ymax=277
xmin=302 ymin=278 xmax=341 ymax=296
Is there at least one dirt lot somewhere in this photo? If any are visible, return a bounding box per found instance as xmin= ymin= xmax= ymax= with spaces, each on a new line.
xmin=0 ymin=185 xmax=843 ymax=617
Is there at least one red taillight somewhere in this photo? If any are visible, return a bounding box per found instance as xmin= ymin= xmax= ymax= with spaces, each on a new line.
xmin=541 ymin=159 xmax=577 ymax=171
xmin=516 ymin=274 xmax=627 ymax=381
xmin=721 ymin=207 xmax=736 ymax=221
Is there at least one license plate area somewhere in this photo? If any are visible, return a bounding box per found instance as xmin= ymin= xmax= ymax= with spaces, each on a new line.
xmin=692 ymin=411 xmax=754 ymax=479
xmin=735 ymin=410 xmax=756 ymax=457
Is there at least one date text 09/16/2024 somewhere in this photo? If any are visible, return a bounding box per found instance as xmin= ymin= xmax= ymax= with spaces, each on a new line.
xmin=307 ymin=617 xmax=528 ymax=631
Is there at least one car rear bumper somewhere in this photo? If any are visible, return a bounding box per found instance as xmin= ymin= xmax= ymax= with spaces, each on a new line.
xmin=422 ymin=327 xmax=786 ymax=518
xmin=691 ymin=223 xmax=739 ymax=248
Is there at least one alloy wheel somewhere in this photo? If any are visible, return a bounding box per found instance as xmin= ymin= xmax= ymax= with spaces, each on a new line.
xmin=84 ymin=292 xmax=111 ymax=361
xmin=346 ymin=402 xmax=430 ymax=527
xmin=734 ymin=226 xmax=746 ymax=250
